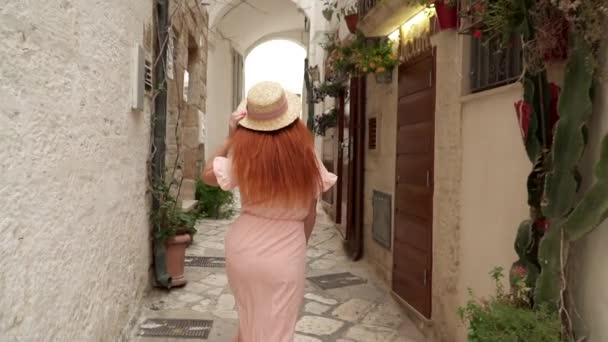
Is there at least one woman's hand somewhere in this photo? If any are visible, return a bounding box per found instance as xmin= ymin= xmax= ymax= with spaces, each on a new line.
xmin=229 ymin=110 xmax=246 ymax=137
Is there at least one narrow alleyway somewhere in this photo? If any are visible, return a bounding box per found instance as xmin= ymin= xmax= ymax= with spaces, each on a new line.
xmin=133 ymin=207 xmax=425 ymax=342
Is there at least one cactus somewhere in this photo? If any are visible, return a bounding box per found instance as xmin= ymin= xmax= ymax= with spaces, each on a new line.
xmin=542 ymin=33 xmax=594 ymax=219
xmin=562 ymin=135 xmax=608 ymax=241
xmin=532 ymin=33 xmax=595 ymax=307
xmin=534 ymin=226 xmax=563 ymax=310
xmin=514 ymin=220 xmax=534 ymax=258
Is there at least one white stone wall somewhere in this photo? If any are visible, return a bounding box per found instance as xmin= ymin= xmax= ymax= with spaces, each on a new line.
xmin=205 ymin=34 xmax=233 ymax=158
xmin=0 ymin=1 xmax=153 ymax=340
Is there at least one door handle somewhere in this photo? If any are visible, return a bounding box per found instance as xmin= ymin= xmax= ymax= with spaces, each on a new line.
xmin=423 ymin=269 xmax=428 ymax=286
xmin=426 ymin=171 xmax=431 ymax=188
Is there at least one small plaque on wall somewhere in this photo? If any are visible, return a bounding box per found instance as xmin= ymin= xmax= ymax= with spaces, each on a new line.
xmin=372 ymin=190 xmax=392 ymax=249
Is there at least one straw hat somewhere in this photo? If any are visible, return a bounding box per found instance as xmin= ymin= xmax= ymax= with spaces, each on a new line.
xmin=237 ymin=81 xmax=302 ymax=132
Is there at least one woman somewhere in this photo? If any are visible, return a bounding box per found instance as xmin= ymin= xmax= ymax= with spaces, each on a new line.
xmin=202 ymin=81 xmax=337 ymax=342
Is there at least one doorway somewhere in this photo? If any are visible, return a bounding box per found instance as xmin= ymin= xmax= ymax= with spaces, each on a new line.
xmin=335 ymin=76 xmax=366 ymax=260
xmin=392 ymin=50 xmax=435 ymax=318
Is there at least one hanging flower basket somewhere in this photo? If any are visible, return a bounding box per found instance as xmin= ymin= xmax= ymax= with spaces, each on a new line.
xmin=375 ymin=69 xmax=393 ymax=84
xmin=345 ymin=14 xmax=359 ymax=34
xmin=323 ymin=8 xmax=334 ymax=21
xmin=434 ymin=1 xmax=457 ymax=30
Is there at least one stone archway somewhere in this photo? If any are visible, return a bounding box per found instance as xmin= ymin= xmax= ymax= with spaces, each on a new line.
xmin=204 ymin=0 xmax=310 ymax=159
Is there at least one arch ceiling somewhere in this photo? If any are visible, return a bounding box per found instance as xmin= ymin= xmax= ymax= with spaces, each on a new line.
xmin=207 ymin=0 xmax=308 ymax=52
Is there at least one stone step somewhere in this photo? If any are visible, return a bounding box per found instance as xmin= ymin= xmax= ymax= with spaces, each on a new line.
xmin=181 ymin=199 xmax=199 ymax=213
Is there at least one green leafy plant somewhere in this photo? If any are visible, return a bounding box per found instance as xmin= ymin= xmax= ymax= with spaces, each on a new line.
xmin=322 ymin=34 xmax=397 ymax=77
xmin=152 ymin=183 xmax=198 ymax=242
xmin=355 ymin=38 xmax=398 ymax=74
xmin=316 ymin=81 xmax=346 ymax=98
xmin=458 ymin=267 xmax=563 ymax=342
xmin=195 ymin=178 xmax=235 ymax=219
xmin=459 ymin=0 xmax=526 ymax=44
xmin=313 ymin=108 xmax=338 ymax=136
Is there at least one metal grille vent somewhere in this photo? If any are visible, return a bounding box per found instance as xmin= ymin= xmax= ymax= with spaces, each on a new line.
xmin=139 ymin=319 xmax=213 ymax=339
xmin=185 ymin=256 xmax=225 ymax=268
xmin=372 ymin=190 xmax=392 ymax=249
xmin=144 ymin=58 xmax=153 ymax=92
xmin=368 ymin=117 xmax=377 ymax=150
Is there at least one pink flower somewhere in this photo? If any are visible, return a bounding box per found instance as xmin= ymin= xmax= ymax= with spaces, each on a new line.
xmin=511 ymin=265 xmax=527 ymax=278
xmin=473 ymin=30 xmax=483 ymax=39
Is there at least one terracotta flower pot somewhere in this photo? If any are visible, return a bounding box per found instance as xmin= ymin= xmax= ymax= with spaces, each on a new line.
xmin=165 ymin=234 xmax=192 ymax=288
xmin=434 ymin=1 xmax=457 ymax=30
xmin=345 ymin=14 xmax=358 ymax=34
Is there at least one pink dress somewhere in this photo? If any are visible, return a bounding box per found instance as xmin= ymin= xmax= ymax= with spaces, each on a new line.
xmin=213 ymin=156 xmax=337 ymax=342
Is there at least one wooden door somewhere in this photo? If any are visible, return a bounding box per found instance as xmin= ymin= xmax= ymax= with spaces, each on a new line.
xmin=334 ymin=77 xmax=366 ymax=261
xmin=346 ymin=76 xmax=366 ymax=260
xmin=335 ymin=91 xmax=348 ymax=237
xmin=392 ymin=51 xmax=435 ymax=318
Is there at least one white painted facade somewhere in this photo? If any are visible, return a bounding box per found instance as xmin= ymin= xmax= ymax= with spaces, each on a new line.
xmin=0 ymin=1 xmax=154 ymax=340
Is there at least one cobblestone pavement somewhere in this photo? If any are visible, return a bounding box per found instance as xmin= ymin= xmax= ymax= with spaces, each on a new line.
xmin=133 ymin=208 xmax=426 ymax=342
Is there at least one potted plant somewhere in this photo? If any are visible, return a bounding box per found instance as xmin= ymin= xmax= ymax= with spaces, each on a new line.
xmin=322 ymin=0 xmax=337 ymax=21
xmin=153 ymin=185 xmax=198 ymax=288
xmin=340 ymin=4 xmax=359 ymax=34
xmin=417 ymin=0 xmax=457 ymax=30
xmin=313 ymin=108 xmax=339 ymax=136
xmin=354 ymin=38 xmax=398 ymax=83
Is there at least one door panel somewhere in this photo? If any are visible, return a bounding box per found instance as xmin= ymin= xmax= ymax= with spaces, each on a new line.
xmin=398 ymin=58 xmax=433 ymax=97
xmin=398 ymin=92 xmax=435 ymax=125
xmin=394 ymin=213 xmax=432 ymax=250
xmin=396 ymin=122 xmax=434 ymax=155
xmin=395 ymin=184 xmax=433 ymax=221
xmin=396 ymin=155 xmax=433 ymax=186
xmin=393 ymin=50 xmax=435 ymax=319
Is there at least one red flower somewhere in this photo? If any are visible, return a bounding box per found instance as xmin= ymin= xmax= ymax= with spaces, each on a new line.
xmin=534 ymin=218 xmax=550 ymax=233
xmin=473 ymin=2 xmax=484 ymax=13
xmin=514 ymin=100 xmax=531 ymax=142
xmin=511 ymin=265 xmax=527 ymax=278
xmin=473 ymin=30 xmax=483 ymax=39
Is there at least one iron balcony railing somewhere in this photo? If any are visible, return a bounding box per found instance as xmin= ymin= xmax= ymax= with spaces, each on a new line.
xmin=469 ymin=35 xmax=523 ymax=93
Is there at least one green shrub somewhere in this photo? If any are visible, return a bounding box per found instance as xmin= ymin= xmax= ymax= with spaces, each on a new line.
xmin=195 ymin=178 xmax=235 ymax=219
xmin=458 ymin=267 xmax=563 ymax=342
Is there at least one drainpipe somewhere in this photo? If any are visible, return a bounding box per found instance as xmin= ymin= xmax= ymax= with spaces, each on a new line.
xmin=305 ymin=58 xmax=314 ymax=131
xmin=151 ymin=0 xmax=171 ymax=288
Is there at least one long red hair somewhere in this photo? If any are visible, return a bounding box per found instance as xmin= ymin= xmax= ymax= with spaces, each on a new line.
xmin=228 ymin=119 xmax=322 ymax=208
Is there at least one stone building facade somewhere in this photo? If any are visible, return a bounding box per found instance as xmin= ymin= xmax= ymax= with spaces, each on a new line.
xmin=165 ymin=0 xmax=209 ymax=204
xmin=315 ymin=1 xmax=608 ymax=340
xmin=0 ymin=0 xmax=156 ymax=340
xmin=0 ymin=0 xmax=208 ymax=340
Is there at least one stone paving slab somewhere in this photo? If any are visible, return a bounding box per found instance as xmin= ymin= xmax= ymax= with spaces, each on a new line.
xmin=132 ymin=207 xmax=426 ymax=342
